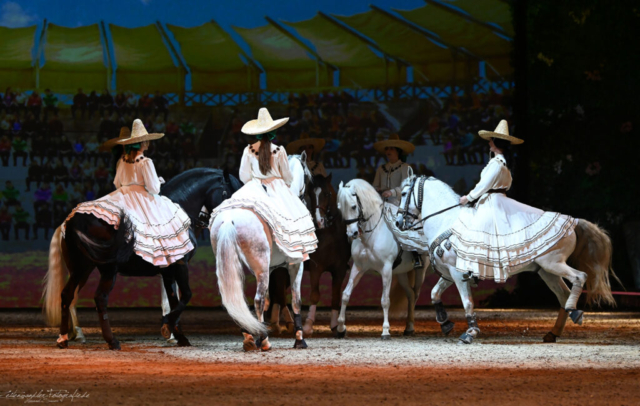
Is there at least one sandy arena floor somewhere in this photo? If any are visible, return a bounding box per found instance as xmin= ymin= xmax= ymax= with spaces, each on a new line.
xmin=0 ymin=308 xmax=639 ymax=405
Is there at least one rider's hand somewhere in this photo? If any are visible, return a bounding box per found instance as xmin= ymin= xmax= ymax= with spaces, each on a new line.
xmin=382 ymin=190 xmax=393 ymax=198
xmin=460 ymin=195 xmax=469 ymax=205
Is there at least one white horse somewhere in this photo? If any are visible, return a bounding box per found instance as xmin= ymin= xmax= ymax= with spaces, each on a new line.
xmin=395 ymin=175 xmax=618 ymax=343
xmin=336 ymin=179 xmax=430 ymax=339
xmin=209 ymin=153 xmax=312 ymax=351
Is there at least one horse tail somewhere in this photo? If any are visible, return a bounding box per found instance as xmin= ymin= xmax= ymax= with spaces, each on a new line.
xmin=568 ymin=219 xmax=620 ymax=306
xmin=67 ymin=212 xmax=135 ymax=264
xmin=42 ymin=226 xmax=67 ymax=326
xmin=215 ymin=218 xmax=267 ymax=336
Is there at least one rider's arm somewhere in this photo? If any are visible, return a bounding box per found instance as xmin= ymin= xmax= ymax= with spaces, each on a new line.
xmin=278 ymin=149 xmax=293 ymax=187
xmin=239 ymin=148 xmax=252 ymax=184
xmin=468 ymin=160 xmax=499 ymax=202
xmin=390 ymin=165 xmax=411 ymax=197
xmin=141 ymin=158 xmax=162 ymax=195
xmin=373 ymin=165 xmax=383 ymax=192
xmin=113 ymin=160 xmax=122 ymax=189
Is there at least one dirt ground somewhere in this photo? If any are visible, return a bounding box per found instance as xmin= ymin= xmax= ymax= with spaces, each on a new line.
xmin=1 ymin=308 xmax=639 ymax=405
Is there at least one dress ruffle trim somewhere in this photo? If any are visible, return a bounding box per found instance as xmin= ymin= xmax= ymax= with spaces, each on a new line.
xmin=450 ymin=212 xmax=578 ymax=282
xmin=209 ymin=199 xmax=318 ymax=259
xmin=62 ymin=199 xmax=194 ymax=267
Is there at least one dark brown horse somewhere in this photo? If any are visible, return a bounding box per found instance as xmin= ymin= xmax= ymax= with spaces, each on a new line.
xmin=268 ymin=173 xmax=350 ymax=336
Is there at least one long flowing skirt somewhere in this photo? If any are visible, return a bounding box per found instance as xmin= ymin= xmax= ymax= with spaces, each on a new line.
xmin=450 ymin=194 xmax=577 ymax=282
xmin=209 ymin=177 xmax=317 ymax=263
xmin=62 ymin=185 xmax=194 ymax=267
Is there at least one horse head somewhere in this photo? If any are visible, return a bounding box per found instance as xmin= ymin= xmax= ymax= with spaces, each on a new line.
xmin=338 ymin=179 xmax=383 ymax=240
xmin=396 ymin=175 xmax=422 ymax=231
xmin=309 ymin=173 xmax=334 ymax=230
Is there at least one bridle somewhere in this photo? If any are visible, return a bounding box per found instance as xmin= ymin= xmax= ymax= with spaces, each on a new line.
xmin=397 ymin=176 xmax=426 ymax=230
xmin=398 ymin=175 xmax=461 ymax=231
xmin=343 ymin=192 xmax=383 ymax=234
xmin=313 ymin=187 xmax=334 ymax=227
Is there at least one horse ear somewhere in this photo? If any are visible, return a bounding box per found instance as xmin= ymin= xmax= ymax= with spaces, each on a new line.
xmin=407 ymin=165 xmax=414 ymax=178
xmin=339 ymin=181 xmax=344 ymax=190
xmin=300 ymin=151 xmax=307 ymax=163
xmin=326 ymin=173 xmax=332 ymax=183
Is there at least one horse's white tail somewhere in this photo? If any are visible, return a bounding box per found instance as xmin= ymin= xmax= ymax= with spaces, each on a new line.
xmin=42 ymin=226 xmax=67 ymax=326
xmin=215 ymin=219 xmax=268 ymax=336
xmin=569 ymin=219 xmax=620 ymax=306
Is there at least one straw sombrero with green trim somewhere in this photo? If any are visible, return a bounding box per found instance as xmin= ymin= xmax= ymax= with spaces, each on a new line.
xmin=286 ymin=132 xmax=326 ymax=154
xmin=99 ymin=127 xmax=130 ymax=152
xmin=373 ymin=133 xmax=415 ymax=154
xmin=117 ymin=119 xmax=164 ymax=145
xmin=478 ymin=120 xmax=523 ymax=145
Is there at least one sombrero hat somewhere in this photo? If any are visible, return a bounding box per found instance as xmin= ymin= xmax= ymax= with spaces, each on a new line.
xmin=478 ymin=120 xmax=523 ymax=145
xmin=117 ymin=119 xmax=164 ymax=145
xmin=99 ymin=127 xmax=131 ymax=152
xmin=241 ymin=107 xmax=289 ymax=136
xmin=286 ymin=132 xmax=326 ymax=154
xmin=373 ymin=133 xmax=415 ymax=154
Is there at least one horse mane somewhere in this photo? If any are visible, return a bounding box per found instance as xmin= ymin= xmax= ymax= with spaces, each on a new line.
xmin=161 ymin=168 xmax=223 ymax=202
xmin=339 ymin=179 xmax=383 ymax=218
xmin=401 ymin=175 xmax=460 ymax=202
xmin=288 ymin=154 xmax=312 ymax=184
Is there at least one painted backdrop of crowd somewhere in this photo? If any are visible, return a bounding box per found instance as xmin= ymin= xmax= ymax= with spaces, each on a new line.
xmin=0 ymin=87 xmax=200 ymax=241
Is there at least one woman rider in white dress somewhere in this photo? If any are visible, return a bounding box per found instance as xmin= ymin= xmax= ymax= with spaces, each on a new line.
xmin=210 ymin=108 xmax=317 ymax=263
xmin=63 ymin=119 xmax=194 ymax=267
xmin=451 ymin=120 xmax=578 ymax=282
xmin=286 ymin=133 xmax=327 ymax=177
xmin=372 ymin=133 xmax=422 ymax=268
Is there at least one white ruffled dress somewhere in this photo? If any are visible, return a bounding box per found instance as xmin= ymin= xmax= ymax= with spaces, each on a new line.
xmin=62 ymin=155 xmax=194 ymax=267
xmin=450 ymin=154 xmax=578 ymax=282
xmin=209 ymin=143 xmax=317 ymax=263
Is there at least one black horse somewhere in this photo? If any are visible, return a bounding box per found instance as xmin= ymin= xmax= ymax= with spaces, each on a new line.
xmin=43 ymin=168 xmax=242 ymax=350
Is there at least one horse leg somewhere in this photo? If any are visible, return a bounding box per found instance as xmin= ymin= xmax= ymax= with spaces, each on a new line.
xmin=56 ymin=271 xmax=84 ymax=349
xmin=448 ymin=267 xmax=479 ymax=344
xmin=288 ymin=263 xmax=308 ymax=349
xmin=94 ymin=266 xmax=120 ymax=350
xmin=330 ymin=265 xmax=347 ymax=335
xmin=431 ymin=276 xmax=455 ymax=336
xmin=336 ymin=263 xmax=365 ymax=338
xmin=536 ymin=245 xmax=587 ymax=326
xmin=164 ymin=262 xmax=192 ymax=347
xmin=160 ymin=277 xmax=179 ymax=341
xmin=539 ymin=269 xmax=571 ymax=342
xmin=304 ymin=267 xmax=323 ymax=337
xmin=69 ymin=268 xmax=92 ymax=344
xmin=396 ymin=272 xmax=416 ymax=336
xmin=380 ymin=265 xmax=393 ymax=340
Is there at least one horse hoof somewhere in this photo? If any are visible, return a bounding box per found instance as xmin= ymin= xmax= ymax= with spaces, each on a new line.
xmin=75 ymin=327 xmax=86 ymax=344
xmin=303 ymin=319 xmax=314 ymax=337
xmin=458 ymin=333 xmax=473 ymax=344
xmin=177 ymin=338 xmax=191 ymax=347
xmin=381 ymin=334 xmax=391 ymax=340
xmin=56 ymin=340 xmax=68 ymax=349
xmin=335 ymin=327 xmax=347 ymax=339
xmin=441 ymin=320 xmax=455 ymax=336
xmin=161 ymin=323 xmax=172 ymax=339
xmin=293 ymin=339 xmax=308 ymax=349
xmin=108 ymin=340 xmax=121 ymax=351
xmin=569 ymin=310 xmax=584 ymax=326
xmin=403 ymin=330 xmax=415 ymax=336
xmin=243 ymin=338 xmax=259 ymax=352
xmin=542 ymin=332 xmax=557 ymax=343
